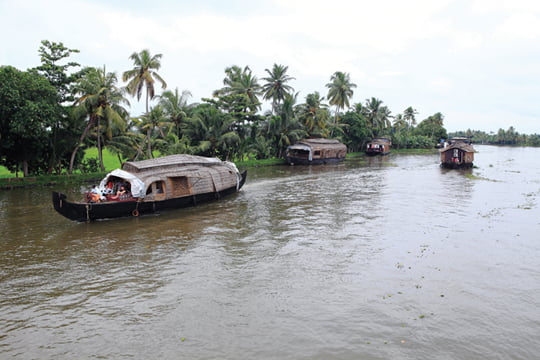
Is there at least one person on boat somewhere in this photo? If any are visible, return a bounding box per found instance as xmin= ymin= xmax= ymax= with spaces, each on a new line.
xmin=104 ymin=180 xmax=114 ymax=194
xmin=114 ymin=185 xmax=130 ymax=200
xmin=89 ymin=185 xmax=102 ymax=202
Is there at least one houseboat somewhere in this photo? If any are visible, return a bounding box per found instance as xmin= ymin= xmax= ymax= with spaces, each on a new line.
xmin=286 ymin=138 xmax=347 ymax=165
xmin=52 ymin=154 xmax=247 ymax=222
xmin=366 ymin=137 xmax=391 ymax=156
xmin=439 ymin=137 xmax=475 ymax=168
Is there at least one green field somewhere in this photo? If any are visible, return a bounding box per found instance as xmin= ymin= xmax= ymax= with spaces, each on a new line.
xmin=0 ymin=148 xmax=123 ymax=178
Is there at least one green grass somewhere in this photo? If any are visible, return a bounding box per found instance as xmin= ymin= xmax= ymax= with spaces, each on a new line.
xmin=0 ymin=148 xmax=122 ymax=179
xmin=235 ymin=157 xmax=287 ymax=167
xmin=0 ymin=165 xmax=12 ymax=178
xmin=83 ymin=148 xmax=123 ymax=171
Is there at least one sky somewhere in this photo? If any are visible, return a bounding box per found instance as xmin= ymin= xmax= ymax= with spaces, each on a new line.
xmin=1 ymin=0 xmax=539 ymax=134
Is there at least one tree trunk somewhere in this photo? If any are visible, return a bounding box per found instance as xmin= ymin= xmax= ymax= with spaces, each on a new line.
xmin=23 ymin=160 xmax=29 ymax=177
xmin=146 ymin=128 xmax=152 ymax=158
xmin=97 ymin=118 xmax=104 ymax=172
xmin=69 ymin=118 xmax=95 ymax=174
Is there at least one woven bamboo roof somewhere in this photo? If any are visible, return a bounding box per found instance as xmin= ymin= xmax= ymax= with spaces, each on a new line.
xmin=439 ymin=143 xmax=476 ymax=153
xmin=122 ymin=154 xmax=223 ymax=173
xmin=292 ymin=138 xmax=347 ymax=150
xmin=368 ymin=137 xmax=392 ymax=145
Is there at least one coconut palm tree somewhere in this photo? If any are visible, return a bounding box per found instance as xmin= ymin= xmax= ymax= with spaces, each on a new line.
xmin=325 ymin=71 xmax=356 ymax=129
xmin=403 ymin=106 xmax=418 ymax=128
xmin=69 ymin=66 xmax=128 ymax=173
xmin=159 ymin=88 xmax=193 ymax=137
xmin=364 ymin=97 xmax=392 ymax=137
xmin=262 ymin=64 xmax=295 ymax=114
xmin=182 ymin=103 xmax=240 ymax=159
xmin=261 ymin=92 xmax=306 ymax=158
xmin=122 ymin=49 xmax=167 ymax=114
xmin=296 ymin=92 xmax=330 ymax=137
xmin=139 ymin=105 xmax=170 ymax=158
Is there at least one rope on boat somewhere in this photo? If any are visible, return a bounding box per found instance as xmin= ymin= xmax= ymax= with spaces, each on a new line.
xmin=85 ymin=204 xmax=91 ymax=222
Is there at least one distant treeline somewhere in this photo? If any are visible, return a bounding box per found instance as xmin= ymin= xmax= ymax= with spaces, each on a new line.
xmin=449 ymin=127 xmax=540 ymax=146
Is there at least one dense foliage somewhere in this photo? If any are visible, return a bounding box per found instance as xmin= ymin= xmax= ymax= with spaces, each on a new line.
xmin=2 ymin=40 xmax=534 ymax=177
xmin=0 ymin=66 xmax=62 ymax=176
xmin=449 ymin=128 xmax=540 ymax=147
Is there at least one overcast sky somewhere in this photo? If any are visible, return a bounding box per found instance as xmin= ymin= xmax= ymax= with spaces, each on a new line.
xmin=1 ymin=0 xmax=539 ymax=134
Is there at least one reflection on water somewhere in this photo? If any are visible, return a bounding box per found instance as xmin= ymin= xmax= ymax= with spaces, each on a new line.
xmin=1 ymin=145 xmax=539 ymax=359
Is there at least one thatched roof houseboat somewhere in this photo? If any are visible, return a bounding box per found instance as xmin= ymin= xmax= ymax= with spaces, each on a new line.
xmin=439 ymin=137 xmax=475 ymax=168
xmin=286 ymin=138 xmax=347 ymax=165
xmin=366 ymin=137 xmax=391 ymax=156
xmin=52 ymin=154 xmax=247 ymax=221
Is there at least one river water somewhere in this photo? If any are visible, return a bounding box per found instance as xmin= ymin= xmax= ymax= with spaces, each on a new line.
xmin=0 ymin=145 xmax=539 ymax=360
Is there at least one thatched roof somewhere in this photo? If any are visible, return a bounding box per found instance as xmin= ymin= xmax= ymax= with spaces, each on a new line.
xmin=439 ymin=143 xmax=475 ymax=153
xmin=291 ymin=138 xmax=346 ymax=151
xmin=121 ymin=154 xmax=239 ymax=189
xmin=368 ymin=137 xmax=392 ymax=145
xmin=123 ymin=154 xmax=223 ymax=173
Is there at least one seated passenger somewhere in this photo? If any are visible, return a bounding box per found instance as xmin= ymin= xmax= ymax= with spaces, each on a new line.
xmin=89 ymin=185 xmax=101 ymax=202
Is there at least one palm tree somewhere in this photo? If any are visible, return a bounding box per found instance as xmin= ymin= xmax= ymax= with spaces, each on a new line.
xmin=182 ymin=104 xmax=240 ymax=159
xmin=159 ymin=88 xmax=193 ymax=137
xmin=122 ymin=49 xmax=167 ymax=114
xmin=325 ymin=71 xmax=356 ymax=130
xmin=261 ymin=93 xmax=306 ymax=157
xmin=364 ymin=97 xmax=391 ymax=137
xmin=262 ymin=64 xmax=295 ymax=114
xmin=139 ymin=105 xmax=170 ymax=158
xmin=393 ymin=114 xmax=407 ymax=132
xmin=69 ymin=66 xmax=128 ymax=173
xmin=234 ymin=68 xmax=262 ymax=114
xmin=403 ymin=106 xmax=418 ymax=128
xmin=213 ymin=65 xmax=261 ymax=114
xmin=296 ymin=92 xmax=330 ymax=137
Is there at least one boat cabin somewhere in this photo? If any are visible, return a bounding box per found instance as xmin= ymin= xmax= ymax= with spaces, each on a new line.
xmin=286 ymin=138 xmax=347 ymax=165
xmin=366 ymin=138 xmax=391 ymax=156
xmin=439 ymin=137 xmax=475 ymax=168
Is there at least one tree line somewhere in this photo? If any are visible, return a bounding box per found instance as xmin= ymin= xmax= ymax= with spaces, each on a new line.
xmin=449 ymin=127 xmax=540 ymax=147
xmin=1 ymin=40 xmax=453 ymax=177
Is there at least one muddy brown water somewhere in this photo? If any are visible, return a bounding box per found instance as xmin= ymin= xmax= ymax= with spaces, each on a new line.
xmin=1 ymin=145 xmax=539 ymax=359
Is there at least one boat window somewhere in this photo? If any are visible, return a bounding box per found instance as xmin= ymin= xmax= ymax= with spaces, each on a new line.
xmin=314 ymin=150 xmax=321 ymax=156
xmin=170 ymin=176 xmax=191 ymax=197
xmin=146 ymin=180 xmax=166 ymax=195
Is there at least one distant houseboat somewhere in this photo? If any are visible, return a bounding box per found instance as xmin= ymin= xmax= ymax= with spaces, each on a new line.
xmin=286 ymin=138 xmax=347 ymax=165
xmin=366 ymin=138 xmax=391 ymax=156
xmin=439 ymin=137 xmax=475 ymax=168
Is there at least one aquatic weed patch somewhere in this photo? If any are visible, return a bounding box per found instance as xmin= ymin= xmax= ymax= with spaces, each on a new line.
xmin=517 ymin=190 xmax=539 ymax=210
xmin=465 ymin=173 xmax=497 ymax=181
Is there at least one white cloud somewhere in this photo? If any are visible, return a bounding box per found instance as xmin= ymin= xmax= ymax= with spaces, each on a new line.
xmin=494 ymin=12 xmax=540 ymax=40
xmin=1 ymin=0 xmax=539 ymax=133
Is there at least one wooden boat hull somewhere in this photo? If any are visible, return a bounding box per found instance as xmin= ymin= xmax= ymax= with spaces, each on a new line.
xmin=53 ymin=171 xmax=247 ymax=222
xmin=440 ymin=162 xmax=473 ymax=169
xmin=285 ymin=156 xmax=345 ymax=165
xmin=365 ymin=150 xmax=390 ymax=156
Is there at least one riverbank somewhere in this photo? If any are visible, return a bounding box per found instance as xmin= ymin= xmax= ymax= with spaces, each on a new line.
xmin=0 ymin=149 xmax=438 ymax=190
xmin=0 ymin=157 xmax=289 ymax=190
